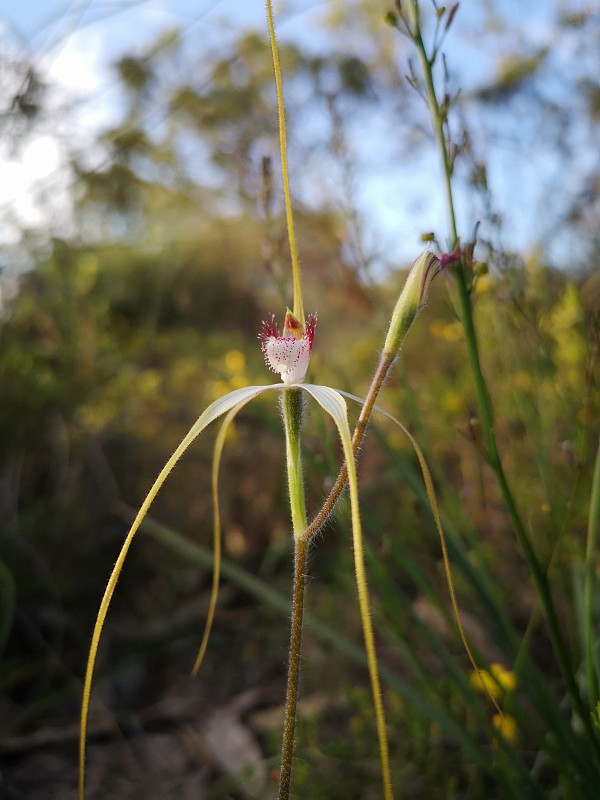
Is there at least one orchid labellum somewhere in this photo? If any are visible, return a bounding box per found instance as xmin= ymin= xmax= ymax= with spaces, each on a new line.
xmin=259 ymin=310 xmax=317 ymax=385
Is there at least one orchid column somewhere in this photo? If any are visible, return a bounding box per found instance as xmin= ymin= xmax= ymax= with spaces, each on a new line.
xmin=259 ymin=309 xmax=317 ymax=798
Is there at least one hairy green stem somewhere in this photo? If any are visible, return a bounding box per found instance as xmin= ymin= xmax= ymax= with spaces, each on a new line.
xmin=404 ymin=0 xmax=599 ymax=747
xmin=279 ymin=388 xmax=309 ymax=798
xmin=302 ymin=352 xmax=395 ymax=541
xmin=279 ymin=537 xmax=308 ymax=800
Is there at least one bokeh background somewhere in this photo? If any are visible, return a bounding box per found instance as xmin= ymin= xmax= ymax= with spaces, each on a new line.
xmin=0 ymin=1 xmax=599 ymax=798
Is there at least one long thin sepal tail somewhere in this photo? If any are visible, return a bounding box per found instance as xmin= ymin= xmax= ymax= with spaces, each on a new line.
xmin=79 ymin=385 xmax=278 ymax=800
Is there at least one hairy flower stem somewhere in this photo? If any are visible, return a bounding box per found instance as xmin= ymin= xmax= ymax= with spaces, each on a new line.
xmin=301 ymin=352 xmax=395 ymax=542
xmin=280 ymin=388 xmax=309 ymax=798
xmin=279 ymin=537 xmax=308 ymax=800
xmin=405 ymin=0 xmax=599 ymax=748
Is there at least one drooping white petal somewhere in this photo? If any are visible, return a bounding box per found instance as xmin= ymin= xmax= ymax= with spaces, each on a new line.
xmin=264 ymin=336 xmax=311 ymax=384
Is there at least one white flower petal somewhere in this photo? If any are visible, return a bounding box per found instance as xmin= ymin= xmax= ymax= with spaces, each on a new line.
xmin=265 ymin=336 xmax=310 ymax=384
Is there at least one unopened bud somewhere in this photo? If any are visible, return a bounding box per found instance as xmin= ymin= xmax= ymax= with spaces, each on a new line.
xmin=383 ymin=250 xmax=443 ymax=356
xmin=283 ymin=308 xmax=303 ymax=339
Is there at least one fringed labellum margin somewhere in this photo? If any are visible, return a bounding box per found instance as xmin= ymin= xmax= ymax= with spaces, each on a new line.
xmin=259 ymin=311 xmax=317 ymax=385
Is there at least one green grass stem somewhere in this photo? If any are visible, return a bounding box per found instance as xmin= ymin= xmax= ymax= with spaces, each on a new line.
xmin=403 ymin=0 xmax=600 ymax=751
xmin=584 ymin=438 xmax=600 ymax=708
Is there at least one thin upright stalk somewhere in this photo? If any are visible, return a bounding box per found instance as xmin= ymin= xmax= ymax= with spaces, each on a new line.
xmin=279 ymin=537 xmax=308 ymax=800
xmin=279 ymin=388 xmax=309 ymax=799
xmin=302 ymin=352 xmax=395 ymax=541
xmin=404 ymin=0 xmax=599 ymax=748
xmin=265 ymin=0 xmax=304 ymax=325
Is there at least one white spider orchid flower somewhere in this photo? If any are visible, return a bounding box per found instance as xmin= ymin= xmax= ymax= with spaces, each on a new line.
xmin=259 ymin=310 xmax=317 ymax=385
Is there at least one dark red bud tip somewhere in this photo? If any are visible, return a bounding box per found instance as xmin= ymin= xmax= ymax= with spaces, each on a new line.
xmin=440 ymin=241 xmax=462 ymax=269
xmin=284 ymin=310 xmax=302 ymax=332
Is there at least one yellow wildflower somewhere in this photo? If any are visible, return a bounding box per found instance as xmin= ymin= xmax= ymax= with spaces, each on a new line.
xmin=470 ymin=663 xmax=516 ymax=701
xmin=492 ymin=713 xmax=518 ymax=743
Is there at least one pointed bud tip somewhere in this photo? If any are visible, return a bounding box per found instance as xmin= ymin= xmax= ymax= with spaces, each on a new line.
xmin=283 ymin=309 xmax=303 ymax=339
xmin=440 ymin=241 xmax=462 ymax=270
xmin=383 ymin=250 xmax=445 ymax=356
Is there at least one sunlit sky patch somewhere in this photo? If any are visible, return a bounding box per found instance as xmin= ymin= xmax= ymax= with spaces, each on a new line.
xmin=0 ymin=0 xmax=596 ymax=272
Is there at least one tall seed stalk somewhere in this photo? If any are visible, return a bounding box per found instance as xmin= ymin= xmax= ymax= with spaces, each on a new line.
xmin=400 ymin=0 xmax=600 ymax=751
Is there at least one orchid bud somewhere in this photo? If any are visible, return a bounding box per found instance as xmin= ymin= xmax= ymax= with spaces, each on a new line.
xmin=283 ymin=308 xmax=303 ymax=339
xmin=383 ymin=250 xmax=443 ymax=356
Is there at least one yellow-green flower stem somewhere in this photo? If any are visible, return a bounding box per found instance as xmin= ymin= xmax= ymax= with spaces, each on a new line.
xmin=279 ymin=389 xmax=395 ymax=800
xmin=279 ymin=388 xmax=309 ymax=799
xmin=283 ymin=388 xmax=308 ymax=536
xmin=302 ymin=352 xmax=395 ymax=541
xmin=265 ymin=0 xmax=304 ymax=326
xmin=403 ymin=0 xmax=600 ymax=752
xmin=303 ymin=385 xmax=393 ymax=800
xmin=351 ymin=510 xmax=393 ymax=800
xmin=301 ymin=250 xmax=442 ymax=542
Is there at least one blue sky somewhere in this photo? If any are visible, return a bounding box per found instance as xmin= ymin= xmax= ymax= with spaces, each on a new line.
xmin=0 ymin=0 xmax=595 ymax=271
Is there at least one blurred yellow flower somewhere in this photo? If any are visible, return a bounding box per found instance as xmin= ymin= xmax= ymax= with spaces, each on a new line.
xmin=225 ymin=349 xmax=246 ymax=374
xmin=475 ymin=273 xmax=491 ymax=294
xmin=229 ymin=374 xmax=248 ymax=390
xmin=136 ymin=368 xmax=161 ymax=397
xmin=443 ymin=321 xmax=463 ymax=341
xmin=512 ymin=370 xmax=533 ymax=392
xmin=429 ymin=319 xmax=446 ymax=338
xmin=470 ymin=663 xmax=516 ymax=700
xmin=429 ymin=319 xmax=463 ymax=341
xmin=441 ymin=389 xmax=464 ymax=413
xmin=551 ymin=284 xmax=582 ymax=331
xmin=492 ymin=713 xmax=518 ymax=743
